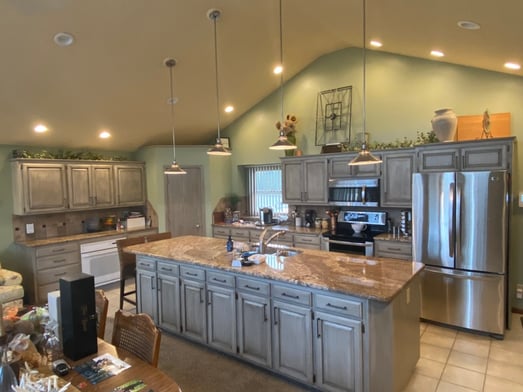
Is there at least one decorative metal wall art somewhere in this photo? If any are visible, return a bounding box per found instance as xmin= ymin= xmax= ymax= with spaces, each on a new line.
xmin=315 ymin=85 xmax=352 ymax=146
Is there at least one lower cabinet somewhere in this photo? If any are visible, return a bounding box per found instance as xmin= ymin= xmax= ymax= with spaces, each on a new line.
xmin=206 ymin=270 xmax=236 ymax=354
xmin=180 ymin=266 xmax=207 ymax=343
xmin=236 ymin=277 xmax=272 ymax=367
xmin=157 ymin=261 xmax=181 ymax=333
xmin=136 ymin=257 xmax=158 ymax=321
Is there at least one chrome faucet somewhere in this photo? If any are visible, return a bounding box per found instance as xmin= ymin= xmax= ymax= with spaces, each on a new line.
xmin=258 ymin=228 xmax=287 ymax=253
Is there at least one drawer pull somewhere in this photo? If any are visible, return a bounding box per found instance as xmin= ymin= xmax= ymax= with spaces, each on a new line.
xmin=282 ymin=292 xmax=299 ymax=299
xmin=52 ymin=259 xmax=67 ymax=264
xmin=388 ymin=247 xmax=402 ymax=251
xmin=140 ymin=263 xmax=152 ymax=268
xmin=185 ymin=272 xmax=198 ymax=277
xmin=54 ymin=272 xmax=67 ymax=277
xmin=326 ymin=302 xmax=348 ymax=311
xmin=52 ymin=248 xmax=66 ymax=253
xmin=160 ymin=267 xmax=173 ymax=272
xmin=244 ymin=284 xmax=260 ymax=291
xmin=212 ymin=278 xmax=227 ymax=283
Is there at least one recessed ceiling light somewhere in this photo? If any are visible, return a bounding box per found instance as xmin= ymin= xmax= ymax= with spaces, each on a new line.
xmin=370 ymin=40 xmax=382 ymax=48
xmin=273 ymin=65 xmax=283 ymax=75
xmin=224 ymin=105 xmax=234 ymax=113
xmin=430 ymin=50 xmax=445 ymax=57
xmin=504 ymin=62 xmax=521 ymax=70
xmin=457 ymin=20 xmax=480 ymax=30
xmin=53 ymin=32 xmax=75 ymax=47
xmin=34 ymin=124 xmax=48 ymax=133
xmin=99 ymin=131 xmax=111 ymax=139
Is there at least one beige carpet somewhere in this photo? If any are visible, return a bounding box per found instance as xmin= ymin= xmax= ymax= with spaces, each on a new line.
xmin=100 ymin=282 xmax=310 ymax=392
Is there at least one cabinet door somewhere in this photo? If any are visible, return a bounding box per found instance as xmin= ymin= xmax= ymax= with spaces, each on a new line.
xmin=114 ymin=164 xmax=146 ymax=206
xmin=181 ymin=279 xmax=207 ymax=343
xmin=282 ymin=160 xmax=304 ymax=203
xmin=272 ymin=300 xmax=313 ymax=383
xmin=417 ymin=148 xmax=459 ymax=172
xmin=303 ymin=159 xmax=328 ymax=203
xmin=158 ymin=274 xmax=181 ymax=333
xmin=461 ymin=144 xmax=508 ymax=170
xmin=91 ymin=165 xmax=115 ymax=207
xmin=374 ymin=239 xmax=412 ymax=260
xmin=314 ymin=311 xmax=363 ymax=392
xmin=137 ymin=269 xmax=157 ymax=322
xmin=207 ymin=284 xmax=236 ymax=353
xmin=237 ymin=291 xmax=272 ymax=367
xmin=381 ymin=152 xmax=414 ymax=207
xmin=22 ymin=163 xmax=68 ymax=213
xmin=67 ymin=164 xmax=92 ymax=209
xmin=329 ymin=156 xmax=353 ymax=178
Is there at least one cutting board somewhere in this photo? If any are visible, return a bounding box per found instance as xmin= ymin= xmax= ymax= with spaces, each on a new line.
xmin=456 ymin=112 xmax=511 ymax=141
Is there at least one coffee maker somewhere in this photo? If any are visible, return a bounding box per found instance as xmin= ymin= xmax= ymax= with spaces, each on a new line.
xmin=304 ymin=209 xmax=316 ymax=227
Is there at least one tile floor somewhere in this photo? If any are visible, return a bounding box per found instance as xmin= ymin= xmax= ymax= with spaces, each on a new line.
xmin=403 ymin=315 xmax=523 ymax=392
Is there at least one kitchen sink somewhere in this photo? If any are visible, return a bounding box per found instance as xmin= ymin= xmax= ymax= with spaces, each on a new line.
xmin=264 ymin=247 xmax=302 ymax=257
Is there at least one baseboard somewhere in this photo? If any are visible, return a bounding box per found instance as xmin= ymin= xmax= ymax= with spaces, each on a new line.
xmin=511 ymin=307 xmax=523 ymax=314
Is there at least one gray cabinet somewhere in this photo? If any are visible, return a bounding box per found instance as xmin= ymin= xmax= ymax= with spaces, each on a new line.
xmin=67 ymin=164 xmax=114 ymax=209
xmin=180 ymin=265 xmax=207 ymax=343
xmin=271 ymin=284 xmax=313 ymax=383
xmin=380 ymin=150 xmax=414 ymax=207
xmin=157 ymin=261 xmax=181 ymax=333
xmin=212 ymin=226 xmax=230 ymax=239
xmin=282 ymin=158 xmax=328 ymax=204
xmin=236 ymin=276 xmax=272 ymax=367
xmin=329 ymin=154 xmax=381 ymax=179
xmin=374 ymin=239 xmax=412 ymax=261
xmin=114 ymin=164 xmax=146 ymax=206
xmin=136 ymin=256 xmax=158 ymax=321
xmin=294 ymin=233 xmax=321 ymax=250
xmin=206 ymin=270 xmax=236 ymax=354
xmin=313 ymin=293 xmax=364 ymax=392
xmin=11 ymin=161 xmax=68 ymax=214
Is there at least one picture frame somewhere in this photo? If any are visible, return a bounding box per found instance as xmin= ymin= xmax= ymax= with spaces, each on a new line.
xmin=221 ymin=137 xmax=231 ymax=149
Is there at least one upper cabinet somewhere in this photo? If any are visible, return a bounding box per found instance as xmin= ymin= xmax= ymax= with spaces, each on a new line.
xmin=11 ymin=159 xmax=146 ymax=215
xmin=282 ymin=157 xmax=328 ymax=205
xmin=380 ymin=150 xmax=415 ymax=208
xmin=328 ymin=154 xmax=381 ymax=179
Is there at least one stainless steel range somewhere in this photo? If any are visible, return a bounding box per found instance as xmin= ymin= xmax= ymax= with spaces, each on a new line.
xmin=322 ymin=211 xmax=387 ymax=256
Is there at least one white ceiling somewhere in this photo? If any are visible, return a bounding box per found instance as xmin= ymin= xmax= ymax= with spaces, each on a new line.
xmin=1 ymin=0 xmax=522 ymax=151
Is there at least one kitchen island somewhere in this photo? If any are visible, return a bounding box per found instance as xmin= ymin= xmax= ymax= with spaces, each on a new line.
xmin=127 ymin=235 xmax=424 ymax=392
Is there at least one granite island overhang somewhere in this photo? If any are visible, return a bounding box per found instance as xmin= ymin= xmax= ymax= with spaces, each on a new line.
xmin=125 ymin=235 xmax=424 ymax=303
xmin=126 ymin=235 xmax=424 ymax=392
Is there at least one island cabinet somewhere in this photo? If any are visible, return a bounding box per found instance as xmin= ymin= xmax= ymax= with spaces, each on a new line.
xmin=206 ymin=270 xmax=237 ymax=354
xmin=236 ymin=276 xmax=272 ymax=367
xmin=180 ymin=265 xmax=207 ymax=344
xmin=416 ymin=138 xmax=513 ymax=172
xmin=282 ymin=157 xmax=328 ymax=204
xmin=156 ymin=261 xmax=181 ymax=333
xmin=136 ymin=256 xmax=158 ymax=321
xmin=380 ymin=150 xmax=414 ymax=207
xmin=271 ymin=283 xmax=313 ymax=383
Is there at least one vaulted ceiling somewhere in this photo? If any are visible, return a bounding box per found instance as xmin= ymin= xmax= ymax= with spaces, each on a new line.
xmin=1 ymin=0 xmax=521 ymax=151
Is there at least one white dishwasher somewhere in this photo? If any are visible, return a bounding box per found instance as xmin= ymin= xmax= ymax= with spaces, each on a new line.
xmin=80 ymin=237 xmax=125 ymax=287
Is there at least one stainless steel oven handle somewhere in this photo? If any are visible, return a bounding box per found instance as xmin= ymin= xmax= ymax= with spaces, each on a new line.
xmin=324 ymin=239 xmax=372 ymax=247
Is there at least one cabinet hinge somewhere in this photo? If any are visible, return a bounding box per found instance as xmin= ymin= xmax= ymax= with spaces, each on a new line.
xmin=361 ymin=323 xmax=365 ymax=334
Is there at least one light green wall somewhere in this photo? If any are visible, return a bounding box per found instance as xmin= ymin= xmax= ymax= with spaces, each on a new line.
xmin=222 ymin=47 xmax=523 ymax=309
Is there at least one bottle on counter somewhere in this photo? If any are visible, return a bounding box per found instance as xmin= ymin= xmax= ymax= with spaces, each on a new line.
xmin=295 ymin=214 xmax=302 ymax=228
xmin=226 ymin=235 xmax=234 ymax=252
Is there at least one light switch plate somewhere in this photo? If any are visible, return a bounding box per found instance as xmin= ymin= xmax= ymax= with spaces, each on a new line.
xmin=26 ymin=223 xmax=35 ymax=234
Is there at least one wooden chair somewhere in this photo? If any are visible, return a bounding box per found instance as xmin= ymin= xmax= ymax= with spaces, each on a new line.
xmin=116 ymin=232 xmax=172 ymax=309
xmin=95 ymin=289 xmax=109 ymax=339
xmin=111 ymin=310 xmax=162 ymax=367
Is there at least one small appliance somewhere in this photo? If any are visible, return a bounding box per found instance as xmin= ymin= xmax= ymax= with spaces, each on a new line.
xmin=304 ymin=209 xmax=316 ymax=227
xmin=259 ymin=207 xmax=273 ymax=225
xmin=328 ymin=178 xmax=380 ymax=207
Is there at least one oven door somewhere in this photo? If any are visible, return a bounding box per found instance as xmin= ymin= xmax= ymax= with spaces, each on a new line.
xmin=324 ymin=238 xmax=374 ymax=256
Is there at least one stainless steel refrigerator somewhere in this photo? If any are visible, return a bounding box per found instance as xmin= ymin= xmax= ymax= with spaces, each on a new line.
xmin=412 ymin=171 xmax=509 ymax=337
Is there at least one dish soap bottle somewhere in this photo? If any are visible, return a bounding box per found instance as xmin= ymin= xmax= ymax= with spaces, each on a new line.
xmin=226 ymin=235 xmax=234 ymax=252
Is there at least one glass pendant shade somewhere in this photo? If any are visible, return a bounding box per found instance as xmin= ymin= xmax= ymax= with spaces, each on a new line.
xmin=270 ymin=130 xmax=298 ymax=150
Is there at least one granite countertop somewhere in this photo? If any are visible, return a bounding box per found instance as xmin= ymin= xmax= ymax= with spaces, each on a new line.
xmin=213 ymin=222 xmax=324 ymax=235
xmin=374 ymin=233 xmax=413 ymax=243
xmin=126 ymin=235 xmax=424 ymax=303
xmin=15 ymin=227 xmax=158 ymax=247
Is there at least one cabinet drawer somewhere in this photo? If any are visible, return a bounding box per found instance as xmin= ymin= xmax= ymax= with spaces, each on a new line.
xmin=230 ymin=229 xmax=250 ymax=239
xmin=314 ymin=293 xmax=363 ymax=319
xmin=236 ymin=277 xmax=270 ymax=296
xmin=36 ymin=252 xmax=80 ymax=270
xmin=207 ymin=270 xmax=235 ymax=287
xmin=157 ymin=261 xmax=179 ymax=276
xmin=374 ymin=240 xmax=412 ymax=260
xmin=294 ymin=234 xmax=320 ymax=247
xmin=38 ymin=264 xmax=82 ymax=285
xmin=272 ymin=284 xmax=311 ymax=306
xmin=36 ymin=242 xmax=78 ymax=258
xmin=213 ymin=227 xmax=230 ymax=237
xmin=180 ymin=265 xmax=205 ymax=281
xmin=136 ymin=257 xmax=156 ymax=272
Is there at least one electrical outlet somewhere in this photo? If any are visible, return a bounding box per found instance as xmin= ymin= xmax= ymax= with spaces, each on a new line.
xmin=25 ymin=223 xmax=35 ymax=234
xmin=517 ymin=284 xmax=523 ymax=300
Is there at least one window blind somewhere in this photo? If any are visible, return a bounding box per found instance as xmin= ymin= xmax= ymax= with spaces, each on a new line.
xmin=246 ymin=164 xmax=287 ymax=216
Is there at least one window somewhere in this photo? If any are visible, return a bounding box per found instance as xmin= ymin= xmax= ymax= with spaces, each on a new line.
xmin=245 ymin=164 xmax=287 ymax=216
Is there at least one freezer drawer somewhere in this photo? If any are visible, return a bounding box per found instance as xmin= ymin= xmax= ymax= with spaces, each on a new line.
xmin=420 ymin=267 xmax=505 ymax=336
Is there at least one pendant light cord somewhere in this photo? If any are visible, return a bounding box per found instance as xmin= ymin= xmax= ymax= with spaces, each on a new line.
xmin=168 ymin=61 xmax=177 ymax=162
xmin=279 ymin=0 xmax=284 ymax=129
xmin=362 ymin=0 xmax=367 ymax=145
xmin=212 ymin=11 xmax=222 ymax=141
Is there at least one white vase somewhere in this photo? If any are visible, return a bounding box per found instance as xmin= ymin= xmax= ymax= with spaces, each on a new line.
xmin=431 ymin=108 xmax=457 ymax=142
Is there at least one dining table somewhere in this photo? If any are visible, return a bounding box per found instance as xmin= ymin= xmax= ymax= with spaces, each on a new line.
xmin=50 ymin=338 xmax=181 ymax=392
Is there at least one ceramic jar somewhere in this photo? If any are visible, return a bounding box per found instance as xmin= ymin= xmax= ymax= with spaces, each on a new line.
xmin=431 ymin=108 xmax=457 ymax=142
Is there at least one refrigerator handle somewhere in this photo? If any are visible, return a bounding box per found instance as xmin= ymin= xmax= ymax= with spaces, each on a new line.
xmin=455 ymin=178 xmax=462 ymax=259
xmin=449 ymin=182 xmax=455 ymax=258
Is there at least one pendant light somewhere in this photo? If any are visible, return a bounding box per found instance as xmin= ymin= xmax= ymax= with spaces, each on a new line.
xmin=269 ymin=0 xmax=297 ymax=151
xmin=349 ymin=0 xmax=382 ymax=166
xmin=207 ymin=9 xmax=231 ymax=156
xmin=164 ymin=58 xmax=186 ymax=174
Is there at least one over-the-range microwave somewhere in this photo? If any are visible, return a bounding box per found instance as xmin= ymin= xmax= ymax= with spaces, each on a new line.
xmin=328 ymin=178 xmax=380 ymax=207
